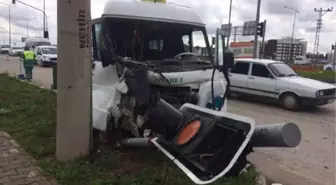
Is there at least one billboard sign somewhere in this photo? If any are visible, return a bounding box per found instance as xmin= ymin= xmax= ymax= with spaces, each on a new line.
xmin=242 ymin=21 xmax=256 ymax=36
xmin=221 ymin=23 xmax=232 ymax=37
xmin=229 ymin=42 xmax=259 ymax=58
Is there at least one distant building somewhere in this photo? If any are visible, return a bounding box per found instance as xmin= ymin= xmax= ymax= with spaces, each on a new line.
xmin=264 ymin=37 xmax=308 ymax=61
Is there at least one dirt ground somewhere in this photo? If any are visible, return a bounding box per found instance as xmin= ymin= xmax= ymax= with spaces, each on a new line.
xmin=0 ymin=55 xmax=335 ymax=185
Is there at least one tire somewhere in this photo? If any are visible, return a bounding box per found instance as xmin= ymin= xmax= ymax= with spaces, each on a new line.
xmin=326 ymin=68 xmax=332 ymax=71
xmin=280 ymin=93 xmax=300 ymax=111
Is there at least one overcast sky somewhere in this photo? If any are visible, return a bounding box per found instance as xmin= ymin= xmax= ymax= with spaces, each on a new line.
xmin=0 ymin=0 xmax=335 ymax=53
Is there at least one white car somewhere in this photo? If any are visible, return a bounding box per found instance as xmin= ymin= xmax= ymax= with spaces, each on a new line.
xmin=229 ymin=58 xmax=336 ymax=110
xmin=34 ymin=45 xmax=57 ymax=67
xmin=323 ymin=63 xmax=335 ymax=71
xmin=9 ymin=47 xmax=24 ymax=56
xmin=0 ymin=45 xmax=10 ymax=54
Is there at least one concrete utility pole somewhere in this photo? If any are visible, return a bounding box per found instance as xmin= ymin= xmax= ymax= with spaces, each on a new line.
xmin=56 ymin=0 xmax=92 ymax=161
xmin=253 ymin=0 xmax=261 ymax=58
xmin=284 ymin=6 xmax=299 ymax=62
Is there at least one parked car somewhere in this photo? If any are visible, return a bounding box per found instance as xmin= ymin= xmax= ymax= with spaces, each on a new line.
xmin=0 ymin=44 xmax=10 ymax=54
xmin=34 ymin=45 xmax=57 ymax=67
xmin=229 ymin=58 xmax=336 ymax=110
xmin=323 ymin=63 xmax=335 ymax=71
xmin=9 ymin=47 xmax=24 ymax=56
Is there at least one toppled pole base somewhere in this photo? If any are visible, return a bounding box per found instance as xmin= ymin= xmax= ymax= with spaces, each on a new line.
xmin=116 ymin=138 xmax=155 ymax=148
xmin=251 ymin=122 xmax=301 ymax=148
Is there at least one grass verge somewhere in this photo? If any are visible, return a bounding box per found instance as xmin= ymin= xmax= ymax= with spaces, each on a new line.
xmin=297 ymin=71 xmax=336 ymax=83
xmin=0 ymin=73 xmax=258 ymax=185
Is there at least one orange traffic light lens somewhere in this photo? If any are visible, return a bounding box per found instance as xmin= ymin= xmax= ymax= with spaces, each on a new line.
xmin=176 ymin=120 xmax=201 ymax=145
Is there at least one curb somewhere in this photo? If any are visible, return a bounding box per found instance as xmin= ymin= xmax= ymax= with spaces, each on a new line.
xmin=0 ymin=71 xmax=57 ymax=93
xmin=0 ymin=132 xmax=59 ymax=185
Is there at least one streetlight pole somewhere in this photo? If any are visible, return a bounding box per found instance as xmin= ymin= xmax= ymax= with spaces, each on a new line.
xmin=0 ymin=2 xmax=11 ymax=46
xmin=284 ymin=6 xmax=299 ymax=62
xmin=43 ymin=0 xmax=45 ymax=36
xmin=26 ymin=17 xmax=36 ymax=37
xmin=226 ymin=0 xmax=232 ymax=48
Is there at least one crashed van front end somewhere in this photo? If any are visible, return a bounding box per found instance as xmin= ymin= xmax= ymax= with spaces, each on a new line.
xmin=90 ymin=0 xmax=302 ymax=184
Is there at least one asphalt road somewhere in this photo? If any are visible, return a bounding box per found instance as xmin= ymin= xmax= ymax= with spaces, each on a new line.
xmin=0 ymin=55 xmax=335 ymax=185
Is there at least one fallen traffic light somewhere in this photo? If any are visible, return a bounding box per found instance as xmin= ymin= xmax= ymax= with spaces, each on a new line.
xmin=150 ymin=102 xmax=255 ymax=184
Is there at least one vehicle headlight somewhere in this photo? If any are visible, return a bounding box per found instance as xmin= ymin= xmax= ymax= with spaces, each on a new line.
xmin=43 ymin=56 xmax=49 ymax=60
xmin=316 ymin=90 xmax=324 ymax=96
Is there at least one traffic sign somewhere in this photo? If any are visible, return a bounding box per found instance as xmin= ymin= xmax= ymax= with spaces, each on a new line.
xmin=221 ymin=23 xmax=232 ymax=37
xmin=242 ymin=21 xmax=256 ymax=36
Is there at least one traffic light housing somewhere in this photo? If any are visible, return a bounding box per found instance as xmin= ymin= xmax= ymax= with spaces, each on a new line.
xmin=257 ymin=22 xmax=265 ymax=37
xmin=212 ymin=36 xmax=216 ymax=46
xmin=332 ymin=44 xmax=335 ymax=50
xmin=150 ymin=102 xmax=255 ymax=184
xmin=44 ymin=31 xmax=49 ymax=39
xmin=12 ymin=0 xmax=15 ymax=4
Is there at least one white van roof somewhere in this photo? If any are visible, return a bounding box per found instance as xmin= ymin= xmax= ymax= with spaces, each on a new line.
xmin=25 ymin=37 xmax=50 ymax=42
xmin=102 ymin=0 xmax=204 ymax=26
xmin=36 ymin=45 xmax=56 ymax=49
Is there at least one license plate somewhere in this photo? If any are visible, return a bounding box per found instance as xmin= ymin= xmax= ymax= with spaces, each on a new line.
xmin=327 ymin=99 xmax=335 ymax=103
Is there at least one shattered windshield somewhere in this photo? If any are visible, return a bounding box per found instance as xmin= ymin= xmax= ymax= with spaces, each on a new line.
xmin=268 ymin=63 xmax=298 ymax=77
xmin=99 ymin=19 xmax=212 ymax=64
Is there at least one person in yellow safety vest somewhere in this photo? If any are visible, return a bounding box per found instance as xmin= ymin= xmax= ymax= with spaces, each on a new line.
xmin=21 ymin=46 xmax=36 ymax=81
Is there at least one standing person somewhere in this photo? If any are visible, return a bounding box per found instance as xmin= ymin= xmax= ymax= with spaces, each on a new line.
xmin=21 ymin=46 xmax=36 ymax=81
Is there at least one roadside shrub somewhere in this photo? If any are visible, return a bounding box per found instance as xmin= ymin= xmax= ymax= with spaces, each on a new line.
xmin=291 ymin=65 xmax=322 ymax=72
xmin=297 ymin=71 xmax=336 ymax=83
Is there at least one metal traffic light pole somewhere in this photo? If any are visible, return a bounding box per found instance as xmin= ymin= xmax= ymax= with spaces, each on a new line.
xmin=253 ymin=0 xmax=261 ymax=58
xmin=12 ymin=0 xmax=48 ymax=38
xmin=56 ymin=0 xmax=92 ymax=161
